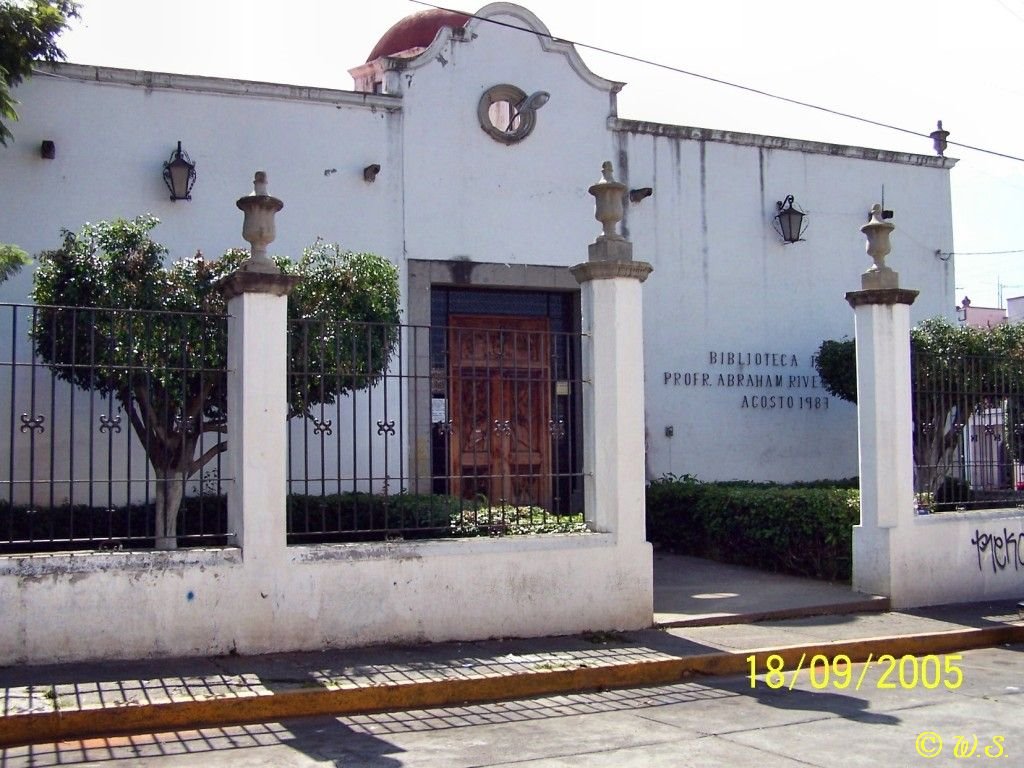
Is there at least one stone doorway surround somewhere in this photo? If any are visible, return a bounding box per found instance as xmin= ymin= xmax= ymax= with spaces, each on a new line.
xmin=405 ymin=259 xmax=580 ymax=498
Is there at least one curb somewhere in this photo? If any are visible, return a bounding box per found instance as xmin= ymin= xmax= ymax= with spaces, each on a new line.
xmin=3 ymin=623 xmax=1022 ymax=748
xmin=654 ymin=596 xmax=891 ymax=628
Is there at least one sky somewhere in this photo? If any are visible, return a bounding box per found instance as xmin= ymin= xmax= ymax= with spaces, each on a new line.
xmin=54 ymin=0 xmax=1024 ymax=308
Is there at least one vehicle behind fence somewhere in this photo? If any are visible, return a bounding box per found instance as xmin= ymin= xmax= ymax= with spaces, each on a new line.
xmin=913 ymin=348 xmax=1024 ymax=512
xmin=2 ymin=305 xmax=586 ymax=552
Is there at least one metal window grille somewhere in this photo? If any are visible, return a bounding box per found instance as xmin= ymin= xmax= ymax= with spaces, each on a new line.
xmin=1 ymin=303 xmax=230 ymax=552
xmin=913 ymin=349 xmax=1024 ymax=512
xmin=286 ymin=319 xmax=586 ymax=542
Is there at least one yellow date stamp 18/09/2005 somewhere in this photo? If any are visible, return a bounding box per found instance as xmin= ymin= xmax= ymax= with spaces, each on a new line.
xmin=746 ymin=652 xmax=963 ymax=691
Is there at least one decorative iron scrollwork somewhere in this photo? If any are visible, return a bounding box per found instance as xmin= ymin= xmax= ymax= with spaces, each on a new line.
xmin=983 ymin=423 xmax=1002 ymax=442
xmin=377 ymin=420 xmax=396 ymax=436
xmin=99 ymin=414 xmax=122 ymax=434
xmin=493 ymin=419 xmax=512 ymax=436
xmin=172 ymin=411 xmax=198 ymax=435
xmin=19 ymin=414 xmax=45 ymax=434
xmin=920 ymin=422 xmax=935 ymax=436
xmin=548 ymin=418 xmax=566 ymax=440
xmin=435 ymin=419 xmax=454 ymax=435
xmin=312 ymin=417 xmax=333 ymax=436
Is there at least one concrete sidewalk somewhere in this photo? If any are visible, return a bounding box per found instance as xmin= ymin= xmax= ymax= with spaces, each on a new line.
xmin=652 ymin=554 xmax=889 ymax=626
xmin=2 ymin=555 xmax=1022 ymax=748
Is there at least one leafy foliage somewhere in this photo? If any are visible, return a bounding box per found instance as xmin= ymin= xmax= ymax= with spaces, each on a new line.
xmin=814 ymin=338 xmax=857 ymax=403
xmin=278 ymin=241 xmax=401 ymax=418
xmin=912 ymin=318 xmax=1024 ymax=496
xmin=30 ymin=215 xmax=401 ymax=548
xmin=815 ymin=319 xmax=1024 ymax=406
xmin=32 ymin=217 xmax=238 ymax=481
xmin=0 ymin=1 xmax=79 ymax=145
xmin=287 ymin=493 xmax=586 ymax=543
xmin=647 ymin=475 xmax=859 ymax=581
xmin=815 ymin=318 xmax=1024 ymax=496
xmin=1 ymin=493 xmax=586 ymax=553
xmin=0 ymin=242 xmax=30 ymax=282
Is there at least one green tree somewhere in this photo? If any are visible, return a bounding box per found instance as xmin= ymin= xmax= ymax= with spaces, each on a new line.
xmin=814 ymin=318 xmax=1024 ymax=498
xmin=0 ymin=0 xmax=79 ymax=145
xmin=0 ymin=242 xmax=31 ymax=282
xmin=814 ymin=338 xmax=856 ymax=403
xmin=31 ymin=215 xmax=400 ymax=549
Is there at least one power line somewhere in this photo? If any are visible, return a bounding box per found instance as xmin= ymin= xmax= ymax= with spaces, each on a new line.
xmin=995 ymin=0 xmax=1024 ymax=24
xmin=939 ymin=249 xmax=1024 ymax=257
xmin=410 ymin=0 xmax=1024 ymax=164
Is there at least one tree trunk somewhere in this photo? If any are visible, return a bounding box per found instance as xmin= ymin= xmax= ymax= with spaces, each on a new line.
xmin=154 ymin=468 xmax=186 ymax=551
xmin=915 ymin=403 xmax=968 ymax=500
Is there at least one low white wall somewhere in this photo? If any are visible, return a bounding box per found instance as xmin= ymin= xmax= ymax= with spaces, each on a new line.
xmin=888 ymin=510 xmax=1024 ymax=609
xmin=0 ymin=534 xmax=652 ymax=665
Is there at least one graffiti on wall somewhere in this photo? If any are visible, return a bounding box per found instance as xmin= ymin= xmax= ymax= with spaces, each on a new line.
xmin=971 ymin=527 xmax=1024 ymax=573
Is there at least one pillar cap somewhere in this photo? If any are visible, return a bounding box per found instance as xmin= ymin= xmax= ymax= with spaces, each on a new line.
xmin=845 ymin=287 xmax=919 ymax=308
xmin=571 ymin=260 xmax=653 ymax=284
xmin=219 ymin=270 xmax=300 ymax=301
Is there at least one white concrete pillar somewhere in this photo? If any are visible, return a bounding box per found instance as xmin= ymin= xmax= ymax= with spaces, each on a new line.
xmin=221 ymin=274 xmax=297 ymax=560
xmin=571 ymin=162 xmax=653 ymax=541
xmin=219 ymin=172 xmax=299 ymax=561
xmin=847 ymin=205 xmax=918 ymax=597
xmin=573 ymin=262 xmax=652 ymax=538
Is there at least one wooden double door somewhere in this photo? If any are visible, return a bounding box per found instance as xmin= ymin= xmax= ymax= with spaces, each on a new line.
xmin=448 ymin=315 xmax=552 ymax=508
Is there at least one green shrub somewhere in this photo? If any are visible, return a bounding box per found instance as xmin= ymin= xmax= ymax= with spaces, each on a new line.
xmin=646 ymin=476 xmax=860 ymax=581
xmin=1 ymin=493 xmax=586 ymax=553
xmin=0 ymin=496 xmax=228 ymax=553
xmin=287 ymin=493 xmax=586 ymax=543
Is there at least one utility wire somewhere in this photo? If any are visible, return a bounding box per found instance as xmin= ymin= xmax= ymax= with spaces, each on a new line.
xmin=411 ymin=0 xmax=1024 ymax=164
xmin=995 ymin=0 xmax=1024 ymax=24
xmin=939 ymin=249 xmax=1024 ymax=257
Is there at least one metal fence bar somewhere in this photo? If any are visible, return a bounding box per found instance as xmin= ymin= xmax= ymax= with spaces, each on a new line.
xmin=285 ymin=319 xmax=586 ymax=543
xmin=0 ymin=303 xmax=231 ymax=553
xmin=913 ymin=349 xmax=1024 ymax=512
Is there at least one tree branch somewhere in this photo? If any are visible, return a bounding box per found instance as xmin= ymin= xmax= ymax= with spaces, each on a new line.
xmin=189 ymin=441 xmax=228 ymax=476
xmin=184 ymin=381 xmax=213 ymax=429
xmin=120 ymin=386 xmax=149 ymax=442
xmin=132 ymin=381 xmax=167 ymax=444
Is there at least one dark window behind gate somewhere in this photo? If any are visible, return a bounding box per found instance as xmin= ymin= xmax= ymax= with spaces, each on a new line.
xmin=285 ymin=287 xmax=584 ymax=543
xmin=430 ymin=288 xmax=582 ymax=516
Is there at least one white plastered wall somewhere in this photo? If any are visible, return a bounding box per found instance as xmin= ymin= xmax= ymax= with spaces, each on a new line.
xmin=617 ymin=127 xmax=956 ymax=482
xmin=0 ymin=535 xmax=651 ymax=664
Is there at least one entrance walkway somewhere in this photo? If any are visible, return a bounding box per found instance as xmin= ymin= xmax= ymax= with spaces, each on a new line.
xmin=653 ymin=553 xmax=888 ymax=626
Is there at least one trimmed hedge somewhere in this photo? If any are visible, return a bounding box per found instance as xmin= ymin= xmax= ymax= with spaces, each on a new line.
xmin=287 ymin=493 xmax=586 ymax=543
xmin=646 ymin=476 xmax=860 ymax=581
xmin=0 ymin=494 xmax=586 ymax=553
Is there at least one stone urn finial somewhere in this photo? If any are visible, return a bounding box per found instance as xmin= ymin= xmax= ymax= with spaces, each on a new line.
xmin=929 ymin=120 xmax=950 ymax=157
xmin=589 ymin=161 xmax=626 ymax=242
xmin=860 ymin=203 xmax=898 ymax=289
xmin=236 ymin=171 xmax=284 ymax=273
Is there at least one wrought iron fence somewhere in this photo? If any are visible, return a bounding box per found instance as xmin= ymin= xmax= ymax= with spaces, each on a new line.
xmin=1 ymin=303 xmax=230 ymax=553
xmin=286 ymin=319 xmax=587 ymax=543
xmin=913 ymin=349 xmax=1024 ymax=512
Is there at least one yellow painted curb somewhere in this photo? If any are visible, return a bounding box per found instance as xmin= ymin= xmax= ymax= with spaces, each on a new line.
xmin=655 ymin=596 xmax=891 ymax=628
xmin=2 ymin=623 xmax=1022 ymax=748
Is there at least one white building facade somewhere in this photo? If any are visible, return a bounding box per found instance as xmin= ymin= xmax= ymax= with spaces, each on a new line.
xmin=0 ymin=2 xmax=955 ymax=488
